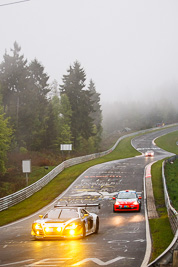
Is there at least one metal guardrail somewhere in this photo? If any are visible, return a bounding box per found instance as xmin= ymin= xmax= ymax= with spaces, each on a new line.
xmin=163 ymin=157 xmax=178 ymax=235
xmin=148 ymin=157 xmax=178 ymax=266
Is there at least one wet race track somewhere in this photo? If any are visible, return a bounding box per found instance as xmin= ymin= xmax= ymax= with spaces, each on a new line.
xmin=0 ymin=126 xmax=178 ymax=267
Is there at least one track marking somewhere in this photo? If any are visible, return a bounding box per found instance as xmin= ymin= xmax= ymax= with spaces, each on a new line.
xmin=71 ymin=191 xmax=118 ymax=198
xmin=26 ymin=258 xmax=72 ymax=266
xmin=72 ymin=256 xmax=127 ymax=266
xmin=133 ymin=239 xmax=145 ymax=242
xmin=0 ymin=259 xmax=33 ymax=266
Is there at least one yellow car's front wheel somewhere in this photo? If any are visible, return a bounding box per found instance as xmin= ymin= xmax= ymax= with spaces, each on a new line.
xmin=82 ymin=223 xmax=86 ymax=238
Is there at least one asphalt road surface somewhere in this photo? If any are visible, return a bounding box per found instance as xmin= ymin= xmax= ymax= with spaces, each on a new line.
xmin=0 ymin=126 xmax=178 ymax=267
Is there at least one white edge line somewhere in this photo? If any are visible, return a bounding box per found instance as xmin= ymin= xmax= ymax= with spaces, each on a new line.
xmin=140 ymin=164 xmax=153 ymax=267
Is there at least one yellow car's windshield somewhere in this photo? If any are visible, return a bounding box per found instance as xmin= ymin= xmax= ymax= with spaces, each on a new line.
xmin=44 ymin=208 xmax=79 ymax=219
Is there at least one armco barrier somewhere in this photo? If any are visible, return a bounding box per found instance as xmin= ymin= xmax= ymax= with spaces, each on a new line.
xmin=163 ymin=157 xmax=178 ymax=235
xmin=148 ymin=158 xmax=178 ymax=266
xmin=0 ymin=124 xmax=178 ymax=212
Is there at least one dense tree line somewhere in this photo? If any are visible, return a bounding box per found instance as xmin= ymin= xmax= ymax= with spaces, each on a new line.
xmin=0 ymin=42 xmax=102 ymax=173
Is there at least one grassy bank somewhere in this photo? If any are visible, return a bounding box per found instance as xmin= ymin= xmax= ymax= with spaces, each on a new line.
xmin=155 ymin=130 xmax=178 ymax=154
xmin=155 ymin=130 xmax=178 ymax=210
xmin=0 ymin=135 xmax=140 ymax=226
xmin=149 ymin=160 xmax=174 ymax=261
xmin=164 ymin=159 xmax=178 ymax=211
xmin=149 ymin=130 xmax=178 ymax=261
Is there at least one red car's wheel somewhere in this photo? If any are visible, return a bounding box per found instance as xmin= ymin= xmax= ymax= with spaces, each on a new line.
xmin=138 ymin=204 xmax=141 ymax=212
xmin=113 ymin=205 xmax=116 ymax=212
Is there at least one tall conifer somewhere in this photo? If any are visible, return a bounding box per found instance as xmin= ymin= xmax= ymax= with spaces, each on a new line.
xmin=60 ymin=61 xmax=94 ymax=149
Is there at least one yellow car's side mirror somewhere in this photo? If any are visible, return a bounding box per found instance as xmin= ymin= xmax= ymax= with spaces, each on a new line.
xmin=39 ymin=215 xmax=43 ymax=219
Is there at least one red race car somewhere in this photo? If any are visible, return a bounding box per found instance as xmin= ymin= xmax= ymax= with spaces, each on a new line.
xmin=113 ymin=190 xmax=142 ymax=212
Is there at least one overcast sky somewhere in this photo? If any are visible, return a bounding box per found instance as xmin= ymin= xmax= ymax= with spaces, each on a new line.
xmin=0 ymin=0 xmax=178 ymax=104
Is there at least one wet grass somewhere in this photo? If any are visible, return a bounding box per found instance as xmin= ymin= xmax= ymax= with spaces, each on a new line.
xmin=149 ymin=160 xmax=174 ymax=261
xmin=155 ymin=130 xmax=178 ymax=210
xmin=149 ymin=131 xmax=178 ymax=262
xmin=155 ymin=130 xmax=178 ymax=154
xmin=164 ymin=159 xmax=178 ymax=211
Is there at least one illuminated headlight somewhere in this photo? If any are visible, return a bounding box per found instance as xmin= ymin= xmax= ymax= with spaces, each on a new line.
xmin=69 ymin=229 xmax=75 ymax=236
xmin=65 ymin=223 xmax=79 ymax=235
xmin=65 ymin=223 xmax=78 ymax=230
xmin=33 ymin=223 xmax=42 ymax=230
xmin=133 ymin=201 xmax=138 ymax=205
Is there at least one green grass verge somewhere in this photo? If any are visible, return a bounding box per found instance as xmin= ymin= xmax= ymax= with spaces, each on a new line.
xmin=0 ymin=135 xmax=140 ymax=226
xmin=155 ymin=130 xmax=178 ymax=154
xmin=149 ymin=160 xmax=174 ymax=261
xmin=149 ymin=130 xmax=178 ymax=262
xmin=164 ymin=159 xmax=178 ymax=211
xmin=155 ymin=130 xmax=178 ymax=210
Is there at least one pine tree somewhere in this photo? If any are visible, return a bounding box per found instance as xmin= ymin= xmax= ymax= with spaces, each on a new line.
xmin=23 ymin=59 xmax=50 ymax=150
xmin=0 ymin=88 xmax=12 ymax=173
xmin=47 ymin=94 xmax=72 ymax=150
xmin=88 ymin=79 xmax=103 ymax=150
xmin=0 ymin=43 xmax=51 ymax=150
xmin=88 ymin=79 xmax=102 ymax=131
xmin=60 ymin=61 xmax=94 ymax=149
xmin=0 ymin=42 xmax=28 ymax=129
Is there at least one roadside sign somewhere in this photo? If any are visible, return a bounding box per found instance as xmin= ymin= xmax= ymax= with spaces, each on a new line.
xmin=60 ymin=144 xmax=72 ymax=151
xmin=22 ymin=159 xmax=31 ymax=173
xmin=22 ymin=160 xmax=31 ymax=186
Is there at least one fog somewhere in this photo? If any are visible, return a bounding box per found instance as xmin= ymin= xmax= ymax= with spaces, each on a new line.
xmin=0 ymin=0 xmax=178 ymax=108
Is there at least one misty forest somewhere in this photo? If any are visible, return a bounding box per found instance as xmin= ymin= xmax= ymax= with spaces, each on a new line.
xmin=0 ymin=42 xmax=178 ymax=197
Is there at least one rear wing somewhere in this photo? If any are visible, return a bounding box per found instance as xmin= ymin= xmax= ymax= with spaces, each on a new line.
xmin=54 ymin=203 xmax=101 ymax=209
